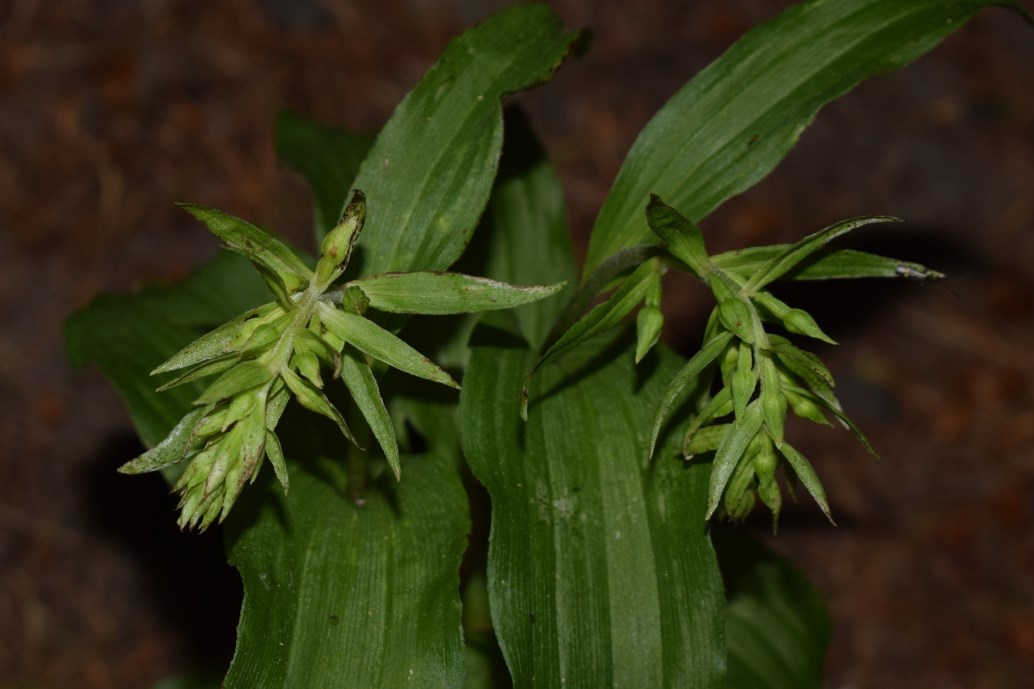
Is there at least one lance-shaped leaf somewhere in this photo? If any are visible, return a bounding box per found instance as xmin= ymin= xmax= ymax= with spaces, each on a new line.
xmin=156 ymin=355 xmax=240 ymax=392
xmin=318 ymin=302 xmax=459 ymax=389
xmin=350 ymin=4 xmax=581 ymax=275
xmin=647 ymin=331 xmax=733 ymax=462
xmin=177 ymin=204 xmax=313 ymax=293
xmin=778 ymin=442 xmax=834 ymax=524
xmin=646 ymin=194 xmax=710 ymax=277
xmin=769 ymin=335 xmax=834 ymax=388
xmin=462 ymin=330 xmax=725 ymax=688
xmin=744 ymin=216 xmax=898 ymax=292
xmin=707 ymin=400 xmax=764 ymax=520
xmin=339 ymin=347 xmax=400 ymax=480
xmin=583 ymin=0 xmax=1003 ymax=274
xmin=523 ymin=259 xmax=659 ymax=418
xmin=713 ymin=246 xmax=945 ymax=282
xmin=349 ymin=272 xmax=567 ymax=315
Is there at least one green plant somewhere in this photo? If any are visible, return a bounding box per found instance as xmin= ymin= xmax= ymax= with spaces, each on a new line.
xmin=65 ymin=2 xmax=1027 ymax=687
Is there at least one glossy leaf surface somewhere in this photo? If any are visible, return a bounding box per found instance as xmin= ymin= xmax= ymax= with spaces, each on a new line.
xmin=584 ymin=0 xmax=1005 ymax=274
xmin=462 ymin=331 xmax=725 ymax=688
xmin=350 ymin=4 xmax=580 ymax=277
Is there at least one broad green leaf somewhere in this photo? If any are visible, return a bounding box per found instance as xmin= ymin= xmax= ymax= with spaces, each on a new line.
xmin=224 ymin=451 xmax=469 ymax=688
xmin=647 ymin=331 xmax=734 ymax=462
xmin=65 ymin=252 xmax=269 ymax=447
xmin=714 ymin=531 xmax=831 ymax=689
xmin=646 ymin=194 xmax=710 ymax=277
xmin=177 ymin=204 xmax=313 ymax=292
xmin=707 ymin=401 xmax=764 ymax=520
xmin=713 ymin=246 xmax=944 ymax=282
xmin=462 ymin=330 xmax=725 ymax=688
xmin=318 ymin=303 xmax=459 ymax=389
xmin=778 ymin=443 xmax=833 ymax=523
xmin=350 ymin=4 xmax=580 ymax=276
xmin=584 ymin=0 xmax=1002 ymax=274
xmin=275 ymin=111 xmax=375 ymax=241
xmin=482 ymin=107 xmax=578 ymax=351
xmin=523 ymin=259 xmax=660 ymax=417
xmin=339 ymin=347 xmax=400 ymax=479
xmin=350 ymin=272 xmax=566 ymax=315
xmin=744 ymin=216 xmax=897 ymax=292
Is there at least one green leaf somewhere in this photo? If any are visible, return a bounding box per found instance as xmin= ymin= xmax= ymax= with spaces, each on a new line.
xmin=744 ymin=216 xmax=897 ymax=292
xmin=461 ymin=330 xmax=724 ymax=688
xmin=275 ymin=111 xmax=375 ymax=242
xmin=339 ymin=347 xmax=400 ymax=479
xmin=707 ymin=401 xmax=764 ymax=520
xmin=177 ymin=204 xmax=313 ymax=293
xmin=224 ymin=452 xmax=469 ymax=688
xmin=584 ymin=0 xmax=999 ymax=273
xmin=350 ymin=4 xmax=580 ymax=276
xmin=715 ymin=531 xmax=831 ymax=689
xmin=318 ymin=303 xmax=459 ymax=389
xmin=646 ymin=194 xmax=711 ymax=277
xmin=65 ymin=252 xmax=270 ymax=448
xmin=778 ymin=443 xmax=834 ymax=524
xmin=647 ymin=331 xmax=734 ymax=463
xmin=350 ymin=272 xmax=566 ymax=315
xmin=713 ymin=246 xmax=944 ymax=282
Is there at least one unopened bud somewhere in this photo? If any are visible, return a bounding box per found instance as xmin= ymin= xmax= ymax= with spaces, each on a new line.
xmin=316 ymin=190 xmax=367 ymax=286
xmin=782 ymin=308 xmax=836 ymax=344
xmin=635 ymin=305 xmax=664 ymax=363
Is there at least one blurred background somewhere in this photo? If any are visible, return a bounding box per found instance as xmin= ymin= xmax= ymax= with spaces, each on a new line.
xmin=1 ymin=0 xmax=1032 ymax=687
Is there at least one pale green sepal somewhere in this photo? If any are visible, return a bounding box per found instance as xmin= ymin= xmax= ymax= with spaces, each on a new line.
xmin=156 ymin=354 xmax=239 ymax=392
xmin=684 ymin=423 xmax=732 ymax=458
xmin=350 ymin=272 xmax=567 ymax=315
xmin=151 ymin=302 xmax=280 ymax=374
xmin=646 ymin=331 xmax=733 ymax=463
xmin=317 ymin=302 xmax=459 ymax=390
xmin=339 ymin=347 xmax=400 ymax=480
xmin=706 ymin=400 xmax=764 ymax=520
xmin=194 ymin=360 xmax=274 ymax=405
xmin=177 ymin=204 xmax=313 ymax=292
xmin=264 ymin=430 xmax=289 ymax=494
xmin=753 ymin=291 xmax=836 ymax=344
xmin=779 ymin=442 xmax=834 ymax=525
xmin=118 ymin=407 xmax=205 ymax=474
xmin=280 ymin=367 xmax=358 ymax=446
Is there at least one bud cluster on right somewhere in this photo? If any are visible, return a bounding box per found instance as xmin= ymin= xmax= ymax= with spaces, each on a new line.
xmin=642 ymin=195 xmax=937 ymax=527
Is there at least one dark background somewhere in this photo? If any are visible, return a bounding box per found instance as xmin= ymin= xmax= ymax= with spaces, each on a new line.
xmin=2 ymin=1 xmax=1032 ymax=687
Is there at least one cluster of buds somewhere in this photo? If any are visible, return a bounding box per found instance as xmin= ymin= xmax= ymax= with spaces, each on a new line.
xmin=529 ymin=194 xmax=938 ymax=527
xmin=121 ymin=191 xmax=565 ymax=530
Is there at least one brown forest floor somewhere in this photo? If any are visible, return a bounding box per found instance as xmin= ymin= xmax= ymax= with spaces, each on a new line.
xmin=1 ymin=1 xmax=1033 ymax=687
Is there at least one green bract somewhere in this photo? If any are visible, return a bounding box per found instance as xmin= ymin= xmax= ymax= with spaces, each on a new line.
xmin=119 ymin=191 xmax=566 ymax=530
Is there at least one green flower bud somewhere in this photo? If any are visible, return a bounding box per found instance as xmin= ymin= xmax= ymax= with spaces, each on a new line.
xmin=635 ymin=305 xmax=664 ymax=363
xmin=717 ymin=296 xmax=756 ymax=343
xmin=782 ymin=308 xmax=836 ymax=344
xmin=341 ymin=285 xmax=370 ymax=315
xmin=316 ymin=191 xmax=367 ymax=287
